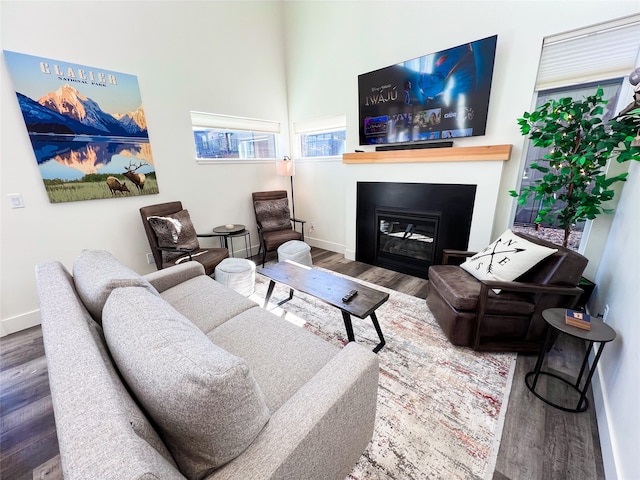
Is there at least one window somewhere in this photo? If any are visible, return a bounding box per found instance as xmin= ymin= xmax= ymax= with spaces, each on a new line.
xmin=295 ymin=114 xmax=346 ymax=159
xmin=190 ymin=112 xmax=280 ymax=162
xmin=301 ymin=130 xmax=346 ymax=158
xmin=193 ymin=129 xmax=277 ymax=160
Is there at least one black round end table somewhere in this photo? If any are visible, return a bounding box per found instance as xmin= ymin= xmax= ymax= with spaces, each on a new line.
xmin=525 ymin=308 xmax=616 ymax=413
xmin=201 ymin=224 xmax=252 ymax=259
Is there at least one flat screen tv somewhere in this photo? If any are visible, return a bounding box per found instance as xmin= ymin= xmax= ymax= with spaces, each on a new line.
xmin=358 ymin=35 xmax=498 ymax=146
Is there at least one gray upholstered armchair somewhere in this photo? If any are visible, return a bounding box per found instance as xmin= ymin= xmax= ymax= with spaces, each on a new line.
xmin=426 ymin=231 xmax=588 ymax=352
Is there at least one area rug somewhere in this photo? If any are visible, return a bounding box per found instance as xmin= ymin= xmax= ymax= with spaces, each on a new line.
xmin=251 ymin=269 xmax=516 ymax=480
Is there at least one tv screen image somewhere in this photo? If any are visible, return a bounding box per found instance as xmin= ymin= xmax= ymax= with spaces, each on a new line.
xmin=358 ymin=35 xmax=498 ymax=146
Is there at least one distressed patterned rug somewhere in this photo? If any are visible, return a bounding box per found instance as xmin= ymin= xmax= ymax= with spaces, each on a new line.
xmin=252 ymin=269 xmax=516 ymax=480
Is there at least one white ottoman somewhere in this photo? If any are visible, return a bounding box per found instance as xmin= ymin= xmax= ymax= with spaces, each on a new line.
xmin=214 ymin=258 xmax=256 ymax=297
xmin=277 ymin=240 xmax=312 ymax=267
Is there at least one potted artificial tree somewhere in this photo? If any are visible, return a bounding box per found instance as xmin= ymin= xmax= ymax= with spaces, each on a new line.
xmin=511 ymin=86 xmax=640 ymax=248
xmin=511 ymin=85 xmax=640 ymax=308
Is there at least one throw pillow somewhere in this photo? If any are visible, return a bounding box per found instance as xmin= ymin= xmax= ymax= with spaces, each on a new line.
xmin=72 ymin=249 xmax=159 ymax=324
xmin=102 ymin=287 xmax=270 ymax=480
xmin=148 ymin=210 xmax=199 ymax=262
xmin=460 ymin=229 xmax=558 ymax=290
xmin=254 ymin=198 xmax=292 ymax=232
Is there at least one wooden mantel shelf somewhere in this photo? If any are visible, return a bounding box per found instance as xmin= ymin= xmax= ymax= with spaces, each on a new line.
xmin=343 ymin=144 xmax=512 ymax=164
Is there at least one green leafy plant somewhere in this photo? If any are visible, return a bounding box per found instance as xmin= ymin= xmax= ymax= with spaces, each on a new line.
xmin=510 ymin=87 xmax=640 ymax=247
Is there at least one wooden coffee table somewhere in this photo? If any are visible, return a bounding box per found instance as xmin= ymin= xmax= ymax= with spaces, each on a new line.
xmin=260 ymin=260 xmax=389 ymax=352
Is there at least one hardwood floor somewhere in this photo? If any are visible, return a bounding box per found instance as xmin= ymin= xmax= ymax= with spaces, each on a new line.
xmin=0 ymin=248 xmax=603 ymax=479
xmin=0 ymin=324 xmax=61 ymax=480
xmin=493 ymin=334 xmax=605 ymax=480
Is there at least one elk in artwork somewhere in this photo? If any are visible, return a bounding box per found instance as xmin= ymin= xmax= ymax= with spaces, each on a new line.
xmin=123 ymin=160 xmax=146 ymax=192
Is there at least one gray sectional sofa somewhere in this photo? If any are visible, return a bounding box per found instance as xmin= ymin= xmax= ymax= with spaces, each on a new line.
xmin=35 ymin=250 xmax=379 ymax=480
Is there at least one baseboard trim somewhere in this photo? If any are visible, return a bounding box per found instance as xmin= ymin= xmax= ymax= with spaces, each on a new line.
xmin=1 ymin=310 xmax=41 ymax=337
xmin=305 ymin=236 xmax=344 ymax=255
xmin=592 ymin=363 xmax=618 ymax=479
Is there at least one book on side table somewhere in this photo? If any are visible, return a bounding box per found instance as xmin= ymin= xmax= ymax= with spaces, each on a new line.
xmin=565 ymin=309 xmax=591 ymax=330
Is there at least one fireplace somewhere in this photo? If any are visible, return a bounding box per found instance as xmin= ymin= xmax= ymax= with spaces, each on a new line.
xmin=376 ymin=208 xmax=439 ymax=270
xmin=356 ymin=182 xmax=476 ymax=279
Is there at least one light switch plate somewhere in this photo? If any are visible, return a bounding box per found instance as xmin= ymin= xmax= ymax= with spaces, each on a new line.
xmin=8 ymin=194 xmax=25 ymax=208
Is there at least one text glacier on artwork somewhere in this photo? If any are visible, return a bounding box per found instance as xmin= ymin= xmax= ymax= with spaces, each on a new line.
xmin=40 ymin=62 xmax=117 ymax=85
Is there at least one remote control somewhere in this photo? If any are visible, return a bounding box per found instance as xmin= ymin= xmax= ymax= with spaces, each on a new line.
xmin=342 ymin=289 xmax=358 ymax=302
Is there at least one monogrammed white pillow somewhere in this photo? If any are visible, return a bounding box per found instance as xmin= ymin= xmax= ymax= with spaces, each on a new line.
xmin=460 ymin=230 xmax=557 ymax=287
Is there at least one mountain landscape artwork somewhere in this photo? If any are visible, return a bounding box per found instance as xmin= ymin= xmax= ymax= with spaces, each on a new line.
xmin=3 ymin=50 xmax=159 ymax=202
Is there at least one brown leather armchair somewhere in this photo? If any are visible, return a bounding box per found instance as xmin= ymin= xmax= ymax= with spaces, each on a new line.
xmin=426 ymin=232 xmax=588 ymax=352
xmin=140 ymin=201 xmax=228 ymax=276
xmin=252 ymin=190 xmax=305 ymax=266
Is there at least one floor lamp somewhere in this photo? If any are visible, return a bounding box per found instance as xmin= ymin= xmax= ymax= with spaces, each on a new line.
xmin=276 ymin=155 xmax=296 ymax=219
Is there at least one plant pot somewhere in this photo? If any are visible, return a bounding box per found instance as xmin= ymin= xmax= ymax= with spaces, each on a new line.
xmin=575 ymin=277 xmax=596 ymax=310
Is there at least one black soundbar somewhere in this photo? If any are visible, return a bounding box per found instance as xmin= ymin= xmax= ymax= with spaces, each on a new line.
xmin=375 ymin=141 xmax=453 ymax=151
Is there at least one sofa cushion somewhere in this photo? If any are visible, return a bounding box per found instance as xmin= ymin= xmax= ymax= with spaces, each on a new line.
xmin=460 ymin=229 xmax=557 ymax=290
xmin=73 ymin=249 xmax=159 ymax=324
xmin=148 ymin=209 xmax=200 ymax=262
xmin=102 ymin=287 xmax=270 ymax=480
xmin=254 ymin=198 xmax=292 ymax=232
xmin=159 ymin=273 xmax=257 ymax=335
xmin=209 ymin=307 xmax=339 ymax=413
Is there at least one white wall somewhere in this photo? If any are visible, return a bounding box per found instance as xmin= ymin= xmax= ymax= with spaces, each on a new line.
xmin=0 ymin=1 xmax=290 ymax=335
xmin=281 ymin=2 xmax=640 ymax=479
xmin=589 ymin=161 xmax=640 ymax=480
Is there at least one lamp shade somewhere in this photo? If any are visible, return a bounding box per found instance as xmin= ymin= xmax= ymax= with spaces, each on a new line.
xmin=276 ymin=156 xmax=295 ymax=177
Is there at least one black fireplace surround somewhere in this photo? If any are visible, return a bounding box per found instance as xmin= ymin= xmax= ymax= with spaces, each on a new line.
xmin=356 ymin=182 xmax=476 ymax=279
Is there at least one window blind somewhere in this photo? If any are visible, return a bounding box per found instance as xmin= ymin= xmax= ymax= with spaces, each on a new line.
xmin=190 ymin=111 xmax=280 ymax=133
xmin=294 ymin=114 xmax=346 ymax=134
xmin=536 ymin=14 xmax=640 ymax=91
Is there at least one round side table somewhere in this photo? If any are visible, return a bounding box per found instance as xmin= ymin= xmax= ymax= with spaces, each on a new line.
xmin=210 ymin=224 xmax=251 ymax=259
xmin=525 ymin=308 xmax=616 ymax=413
